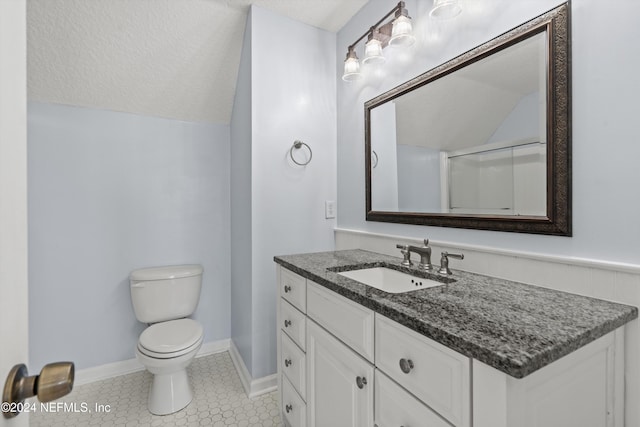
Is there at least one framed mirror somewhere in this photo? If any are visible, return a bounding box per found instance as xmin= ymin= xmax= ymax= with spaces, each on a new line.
xmin=365 ymin=3 xmax=571 ymax=235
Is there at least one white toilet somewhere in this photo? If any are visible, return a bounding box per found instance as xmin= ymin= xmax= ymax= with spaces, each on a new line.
xmin=130 ymin=264 xmax=204 ymax=415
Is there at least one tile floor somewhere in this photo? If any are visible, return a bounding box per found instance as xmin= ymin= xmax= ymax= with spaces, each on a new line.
xmin=30 ymin=351 xmax=282 ymax=427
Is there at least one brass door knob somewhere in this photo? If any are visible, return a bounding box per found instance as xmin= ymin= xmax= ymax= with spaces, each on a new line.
xmin=3 ymin=362 xmax=74 ymax=419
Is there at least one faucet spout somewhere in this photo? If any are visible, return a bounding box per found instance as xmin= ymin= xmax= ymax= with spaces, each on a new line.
xmin=407 ymin=239 xmax=433 ymax=271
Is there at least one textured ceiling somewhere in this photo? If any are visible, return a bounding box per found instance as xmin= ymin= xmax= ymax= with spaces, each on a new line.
xmin=27 ymin=0 xmax=368 ymax=124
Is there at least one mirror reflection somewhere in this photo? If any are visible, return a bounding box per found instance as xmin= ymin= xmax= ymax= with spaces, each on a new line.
xmin=370 ymin=32 xmax=547 ymax=216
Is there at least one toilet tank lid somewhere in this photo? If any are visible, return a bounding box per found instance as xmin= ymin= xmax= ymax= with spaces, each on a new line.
xmin=130 ymin=264 xmax=203 ymax=281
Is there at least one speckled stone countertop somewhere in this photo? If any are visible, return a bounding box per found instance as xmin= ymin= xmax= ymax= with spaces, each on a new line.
xmin=274 ymin=249 xmax=638 ymax=379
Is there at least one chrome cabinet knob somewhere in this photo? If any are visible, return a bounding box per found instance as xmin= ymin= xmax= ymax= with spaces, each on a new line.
xmin=356 ymin=376 xmax=367 ymax=389
xmin=399 ymin=358 xmax=414 ymax=374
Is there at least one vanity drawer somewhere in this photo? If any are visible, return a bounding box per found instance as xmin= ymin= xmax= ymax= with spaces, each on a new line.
xmin=375 ymin=369 xmax=451 ymax=427
xmin=281 ymin=299 xmax=306 ymax=350
xmin=307 ymin=281 xmax=374 ymax=362
xmin=281 ymin=332 xmax=306 ymax=400
xmin=282 ymin=376 xmax=306 ymax=427
xmin=281 ymin=268 xmax=307 ymax=313
xmin=375 ymin=314 xmax=470 ymax=427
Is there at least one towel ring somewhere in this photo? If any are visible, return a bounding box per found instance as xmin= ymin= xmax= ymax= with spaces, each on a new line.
xmin=289 ymin=140 xmax=312 ymax=166
xmin=372 ymin=150 xmax=378 ymax=168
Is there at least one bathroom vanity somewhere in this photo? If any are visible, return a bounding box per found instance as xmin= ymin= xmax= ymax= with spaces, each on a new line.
xmin=274 ymin=250 xmax=637 ymax=427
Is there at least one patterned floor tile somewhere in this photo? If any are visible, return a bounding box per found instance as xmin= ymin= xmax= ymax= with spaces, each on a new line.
xmin=30 ymin=352 xmax=282 ymax=427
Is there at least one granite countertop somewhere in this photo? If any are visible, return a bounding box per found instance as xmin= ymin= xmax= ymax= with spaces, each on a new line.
xmin=274 ymin=249 xmax=638 ymax=379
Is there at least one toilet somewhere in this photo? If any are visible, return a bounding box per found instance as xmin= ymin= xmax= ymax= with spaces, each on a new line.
xmin=130 ymin=264 xmax=204 ymax=415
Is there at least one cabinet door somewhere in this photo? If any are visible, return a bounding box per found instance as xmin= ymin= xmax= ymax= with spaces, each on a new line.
xmin=307 ymin=320 xmax=374 ymax=427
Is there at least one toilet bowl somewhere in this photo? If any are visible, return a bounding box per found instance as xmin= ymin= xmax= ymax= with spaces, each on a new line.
xmin=130 ymin=265 xmax=204 ymax=415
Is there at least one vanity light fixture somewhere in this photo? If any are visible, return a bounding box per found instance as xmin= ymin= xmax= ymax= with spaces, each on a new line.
xmin=342 ymin=1 xmax=415 ymax=82
xmin=429 ymin=0 xmax=462 ymax=20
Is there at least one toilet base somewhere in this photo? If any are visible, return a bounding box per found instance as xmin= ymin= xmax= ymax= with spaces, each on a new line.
xmin=148 ymin=369 xmax=192 ymax=415
xmin=135 ymin=337 xmax=203 ymax=416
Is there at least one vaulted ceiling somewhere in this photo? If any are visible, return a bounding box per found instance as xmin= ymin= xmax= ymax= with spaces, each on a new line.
xmin=27 ymin=0 xmax=369 ymax=124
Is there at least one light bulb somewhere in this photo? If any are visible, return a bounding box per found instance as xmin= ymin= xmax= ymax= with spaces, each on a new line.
xmin=363 ymin=37 xmax=385 ymax=65
xmin=342 ymin=49 xmax=362 ymax=81
xmin=430 ymin=0 xmax=462 ymax=19
xmin=389 ymin=15 xmax=415 ymax=47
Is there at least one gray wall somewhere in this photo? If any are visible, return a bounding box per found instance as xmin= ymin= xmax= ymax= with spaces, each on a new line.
xmin=230 ymin=5 xmax=337 ymax=379
xmin=396 ymin=144 xmax=441 ymax=212
xmin=28 ymin=102 xmax=231 ymax=370
xmin=487 ymin=92 xmax=540 ymax=144
xmin=230 ymin=9 xmax=254 ymax=374
xmin=337 ymin=0 xmax=640 ymax=265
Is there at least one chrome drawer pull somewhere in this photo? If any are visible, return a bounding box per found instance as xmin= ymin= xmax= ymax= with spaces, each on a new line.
xmin=285 ymin=404 xmax=293 ymax=413
xmin=356 ymin=376 xmax=367 ymax=389
xmin=399 ymin=358 xmax=414 ymax=374
xmin=284 ymin=359 xmax=292 ymax=367
xmin=284 ymin=319 xmax=292 ymax=328
xmin=284 ymin=285 xmax=292 ymax=293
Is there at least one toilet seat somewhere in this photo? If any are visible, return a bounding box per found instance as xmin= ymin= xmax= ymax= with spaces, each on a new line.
xmin=138 ymin=318 xmax=203 ymax=359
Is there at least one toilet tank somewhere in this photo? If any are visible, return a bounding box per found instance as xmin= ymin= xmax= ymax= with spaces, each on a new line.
xmin=130 ymin=264 xmax=203 ymax=323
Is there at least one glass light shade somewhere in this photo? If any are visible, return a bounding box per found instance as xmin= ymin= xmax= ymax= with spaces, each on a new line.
xmin=363 ymin=38 xmax=385 ymax=65
xmin=342 ymin=55 xmax=362 ymax=82
xmin=389 ymin=15 xmax=415 ymax=47
xmin=430 ymin=0 xmax=462 ymax=19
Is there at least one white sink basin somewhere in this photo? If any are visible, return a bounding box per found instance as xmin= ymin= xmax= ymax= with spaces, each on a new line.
xmin=338 ymin=267 xmax=444 ymax=294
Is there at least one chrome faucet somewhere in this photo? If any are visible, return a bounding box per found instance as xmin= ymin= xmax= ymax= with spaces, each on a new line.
xmin=408 ymin=239 xmax=433 ymax=271
xmin=438 ymin=251 xmax=464 ymax=275
xmin=396 ymin=239 xmax=433 ymax=270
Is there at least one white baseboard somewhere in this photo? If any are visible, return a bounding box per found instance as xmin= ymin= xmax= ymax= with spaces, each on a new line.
xmin=75 ymin=338 xmax=230 ymax=386
xmin=75 ymin=357 xmax=145 ymax=387
xmin=229 ymin=339 xmax=278 ymax=398
xmin=74 ymin=338 xmax=277 ymax=399
xmin=198 ymin=339 xmax=231 ymax=357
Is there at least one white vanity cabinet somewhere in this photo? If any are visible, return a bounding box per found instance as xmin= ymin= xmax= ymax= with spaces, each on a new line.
xmin=277 ymin=267 xmax=308 ymax=427
xmin=277 ymin=267 xmax=375 ymax=427
xmin=473 ymin=329 xmax=624 ymax=427
xmin=306 ymin=320 xmax=374 ymax=427
xmin=276 ymin=265 xmax=626 ymax=427
xmin=306 ymin=279 xmax=375 ymax=426
xmin=375 ymin=314 xmax=470 ymax=427
xmin=277 ymin=266 xmax=458 ymax=427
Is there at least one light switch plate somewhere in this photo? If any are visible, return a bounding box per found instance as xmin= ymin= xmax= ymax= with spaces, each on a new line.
xmin=325 ymin=200 xmax=336 ymax=219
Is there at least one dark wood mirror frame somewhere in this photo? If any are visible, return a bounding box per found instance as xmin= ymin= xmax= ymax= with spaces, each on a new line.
xmin=365 ymin=3 xmax=571 ymax=236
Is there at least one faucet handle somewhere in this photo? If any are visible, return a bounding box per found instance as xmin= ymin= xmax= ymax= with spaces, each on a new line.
xmin=438 ymin=251 xmax=464 ymax=275
xmin=396 ymin=244 xmax=413 ymax=267
xmin=423 ymin=238 xmax=429 ymax=247
xmin=445 ymin=252 xmax=464 ymax=260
